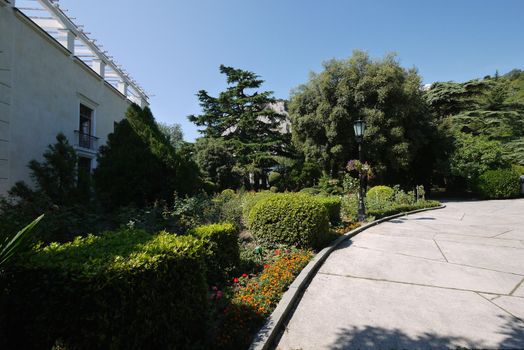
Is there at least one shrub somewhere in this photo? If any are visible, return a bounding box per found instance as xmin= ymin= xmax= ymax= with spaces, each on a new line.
xmin=342 ymin=192 xmax=439 ymax=223
xmin=315 ymin=196 xmax=342 ymax=225
xmin=317 ymin=175 xmax=343 ymax=195
xmin=191 ymin=223 xmax=240 ymax=284
xmin=476 ymin=168 xmax=521 ymax=199
xmin=0 ymin=229 xmax=208 ymax=350
xmin=268 ymin=171 xmax=281 ymax=186
xmin=212 ymin=192 xmax=244 ymax=230
xmin=241 ymin=192 xmax=274 ymax=225
xmin=248 ymin=193 xmax=330 ymax=248
xmin=221 ymin=189 xmax=235 ymax=197
xmin=512 ymin=164 xmax=524 ymax=175
xmin=366 ymin=185 xmax=394 ymax=202
xmin=341 ymin=194 xmax=359 ymax=222
xmin=299 ymin=187 xmax=322 ymax=195
xmin=367 ymin=200 xmax=440 ymax=218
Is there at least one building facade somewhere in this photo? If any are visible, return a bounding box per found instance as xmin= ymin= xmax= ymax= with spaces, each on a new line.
xmin=0 ymin=0 xmax=148 ymax=195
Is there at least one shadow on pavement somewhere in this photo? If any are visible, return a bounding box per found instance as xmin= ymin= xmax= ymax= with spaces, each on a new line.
xmin=328 ymin=315 xmax=524 ymax=350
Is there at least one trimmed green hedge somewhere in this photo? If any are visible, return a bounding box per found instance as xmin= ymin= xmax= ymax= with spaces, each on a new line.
xmin=191 ymin=223 xmax=239 ymax=284
xmin=315 ymin=196 xmax=342 ymax=225
xmin=242 ymin=191 xmax=274 ymax=225
xmin=0 ymin=229 xmax=208 ymax=350
xmin=366 ymin=185 xmax=394 ymax=202
xmin=476 ymin=168 xmax=521 ymax=199
xmin=367 ymin=200 xmax=441 ymax=218
xmin=248 ymin=193 xmax=330 ymax=248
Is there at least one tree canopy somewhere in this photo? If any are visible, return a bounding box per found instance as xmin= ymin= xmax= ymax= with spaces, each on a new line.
xmin=289 ymin=50 xmax=436 ymax=185
xmin=95 ymin=104 xmax=201 ymax=209
xmin=189 ymin=65 xmax=288 ymax=189
xmin=425 ymin=71 xmax=524 ymax=167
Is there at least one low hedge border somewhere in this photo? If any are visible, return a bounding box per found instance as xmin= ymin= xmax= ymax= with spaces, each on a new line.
xmin=1 ymin=229 xmax=209 ymax=350
xmin=248 ymin=203 xmax=446 ymax=350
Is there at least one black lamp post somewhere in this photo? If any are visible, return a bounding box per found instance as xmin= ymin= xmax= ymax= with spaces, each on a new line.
xmin=353 ymin=119 xmax=366 ymax=222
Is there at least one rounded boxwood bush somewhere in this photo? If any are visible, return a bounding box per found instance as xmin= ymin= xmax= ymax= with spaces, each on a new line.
xmin=248 ymin=193 xmax=330 ymax=248
xmin=476 ymin=168 xmax=521 ymax=199
xmin=366 ymin=185 xmax=394 ymax=202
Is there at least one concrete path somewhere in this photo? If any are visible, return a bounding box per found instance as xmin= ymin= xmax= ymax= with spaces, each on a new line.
xmin=277 ymin=199 xmax=524 ymax=349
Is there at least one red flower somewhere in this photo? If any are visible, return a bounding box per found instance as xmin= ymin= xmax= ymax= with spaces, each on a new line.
xmin=233 ymin=277 xmax=239 ymax=283
xmin=263 ymin=264 xmax=270 ymax=269
xmin=242 ymin=273 xmax=248 ymax=278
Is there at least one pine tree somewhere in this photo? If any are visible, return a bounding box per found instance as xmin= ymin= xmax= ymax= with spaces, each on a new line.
xmin=189 ymin=65 xmax=287 ymax=189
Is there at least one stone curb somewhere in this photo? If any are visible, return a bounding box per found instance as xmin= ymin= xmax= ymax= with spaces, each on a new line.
xmin=248 ymin=204 xmax=447 ymax=350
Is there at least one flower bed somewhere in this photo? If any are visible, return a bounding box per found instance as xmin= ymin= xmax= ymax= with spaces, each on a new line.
xmin=210 ymin=248 xmax=313 ymax=349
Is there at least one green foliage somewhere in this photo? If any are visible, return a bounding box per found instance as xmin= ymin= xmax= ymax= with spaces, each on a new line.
xmin=366 ymin=186 xmax=394 ymax=202
xmin=342 ymin=174 xmax=359 ymax=194
xmin=0 ymin=215 xmax=43 ymax=268
xmin=221 ymin=189 xmax=235 ymax=197
xmin=317 ymin=175 xmax=343 ymax=195
xmin=94 ymin=104 xmax=201 ymax=210
xmin=314 ymin=196 xmax=342 ymax=225
xmin=194 ymin=137 xmax=240 ymax=191
xmin=342 ymin=186 xmax=437 ymax=222
xmin=341 ymin=194 xmax=359 ymax=222
xmin=426 ymin=71 xmax=524 ymax=186
xmin=475 ymin=169 xmax=521 ymax=199
xmin=248 ymin=193 xmax=330 ymax=248
xmin=189 ymin=65 xmax=288 ymax=190
xmin=299 ymin=187 xmax=322 ymax=195
xmin=115 ymin=192 xmax=245 ymax=235
xmin=241 ymin=191 xmax=275 ymax=226
xmin=0 ymin=134 xmax=100 ymax=243
xmin=268 ymin=171 xmax=281 ymax=186
xmin=191 ymin=223 xmax=239 ymax=284
xmin=449 ymin=132 xmax=509 ymax=185
xmin=513 ymin=164 xmax=524 ymax=175
xmin=157 ymin=122 xmax=185 ymax=149
xmin=1 ymin=229 xmax=209 ymax=349
xmin=289 ymin=50 xmax=436 ymax=185
xmin=367 ymin=200 xmax=440 ymax=218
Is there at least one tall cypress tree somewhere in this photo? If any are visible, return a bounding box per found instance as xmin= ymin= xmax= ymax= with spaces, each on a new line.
xmin=95 ymin=104 xmax=201 ymax=209
xmin=189 ymin=65 xmax=287 ymax=189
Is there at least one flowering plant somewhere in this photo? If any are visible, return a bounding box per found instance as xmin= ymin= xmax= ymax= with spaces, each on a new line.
xmin=213 ymin=248 xmax=313 ymax=349
xmin=346 ymin=159 xmax=374 ymax=179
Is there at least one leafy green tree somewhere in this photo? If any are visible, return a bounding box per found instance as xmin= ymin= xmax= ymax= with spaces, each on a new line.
xmin=95 ymin=104 xmax=200 ymax=209
xmin=158 ymin=122 xmax=185 ymax=150
xmin=194 ymin=137 xmax=239 ymax=191
xmin=189 ymin=65 xmax=287 ymax=190
xmin=289 ymin=50 xmax=436 ymax=185
xmin=449 ymin=132 xmax=509 ymax=186
xmin=426 ymin=70 xmax=524 ymax=171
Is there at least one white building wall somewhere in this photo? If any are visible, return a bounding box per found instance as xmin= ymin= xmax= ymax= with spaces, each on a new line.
xmin=0 ymin=4 xmax=131 ymax=195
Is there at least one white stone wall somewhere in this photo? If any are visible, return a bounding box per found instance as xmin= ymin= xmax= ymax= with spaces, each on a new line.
xmin=0 ymin=5 xmax=131 ymax=195
xmin=0 ymin=3 xmax=14 ymax=195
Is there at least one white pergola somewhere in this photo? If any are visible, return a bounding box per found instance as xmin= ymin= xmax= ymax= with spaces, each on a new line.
xmin=8 ymin=0 xmax=149 ymax=107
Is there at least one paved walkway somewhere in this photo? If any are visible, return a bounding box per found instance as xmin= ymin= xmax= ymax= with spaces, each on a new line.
xmin=277 ymin=199 xmax=524 ymax=349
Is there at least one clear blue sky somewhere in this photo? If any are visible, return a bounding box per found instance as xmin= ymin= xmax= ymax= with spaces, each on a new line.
xmin=60 ymin=0 xmax=524 ymax=141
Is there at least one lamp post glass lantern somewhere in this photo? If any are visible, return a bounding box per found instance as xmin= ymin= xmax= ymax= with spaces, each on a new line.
xmin=353 ymin=119 xmax=366 ymax=221
xmin=353 ymin=119 xmax=366 ymax=141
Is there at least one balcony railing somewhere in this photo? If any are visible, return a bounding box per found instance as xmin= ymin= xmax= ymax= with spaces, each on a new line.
xmin=74 ymin=130 xmax=99 ymax=150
